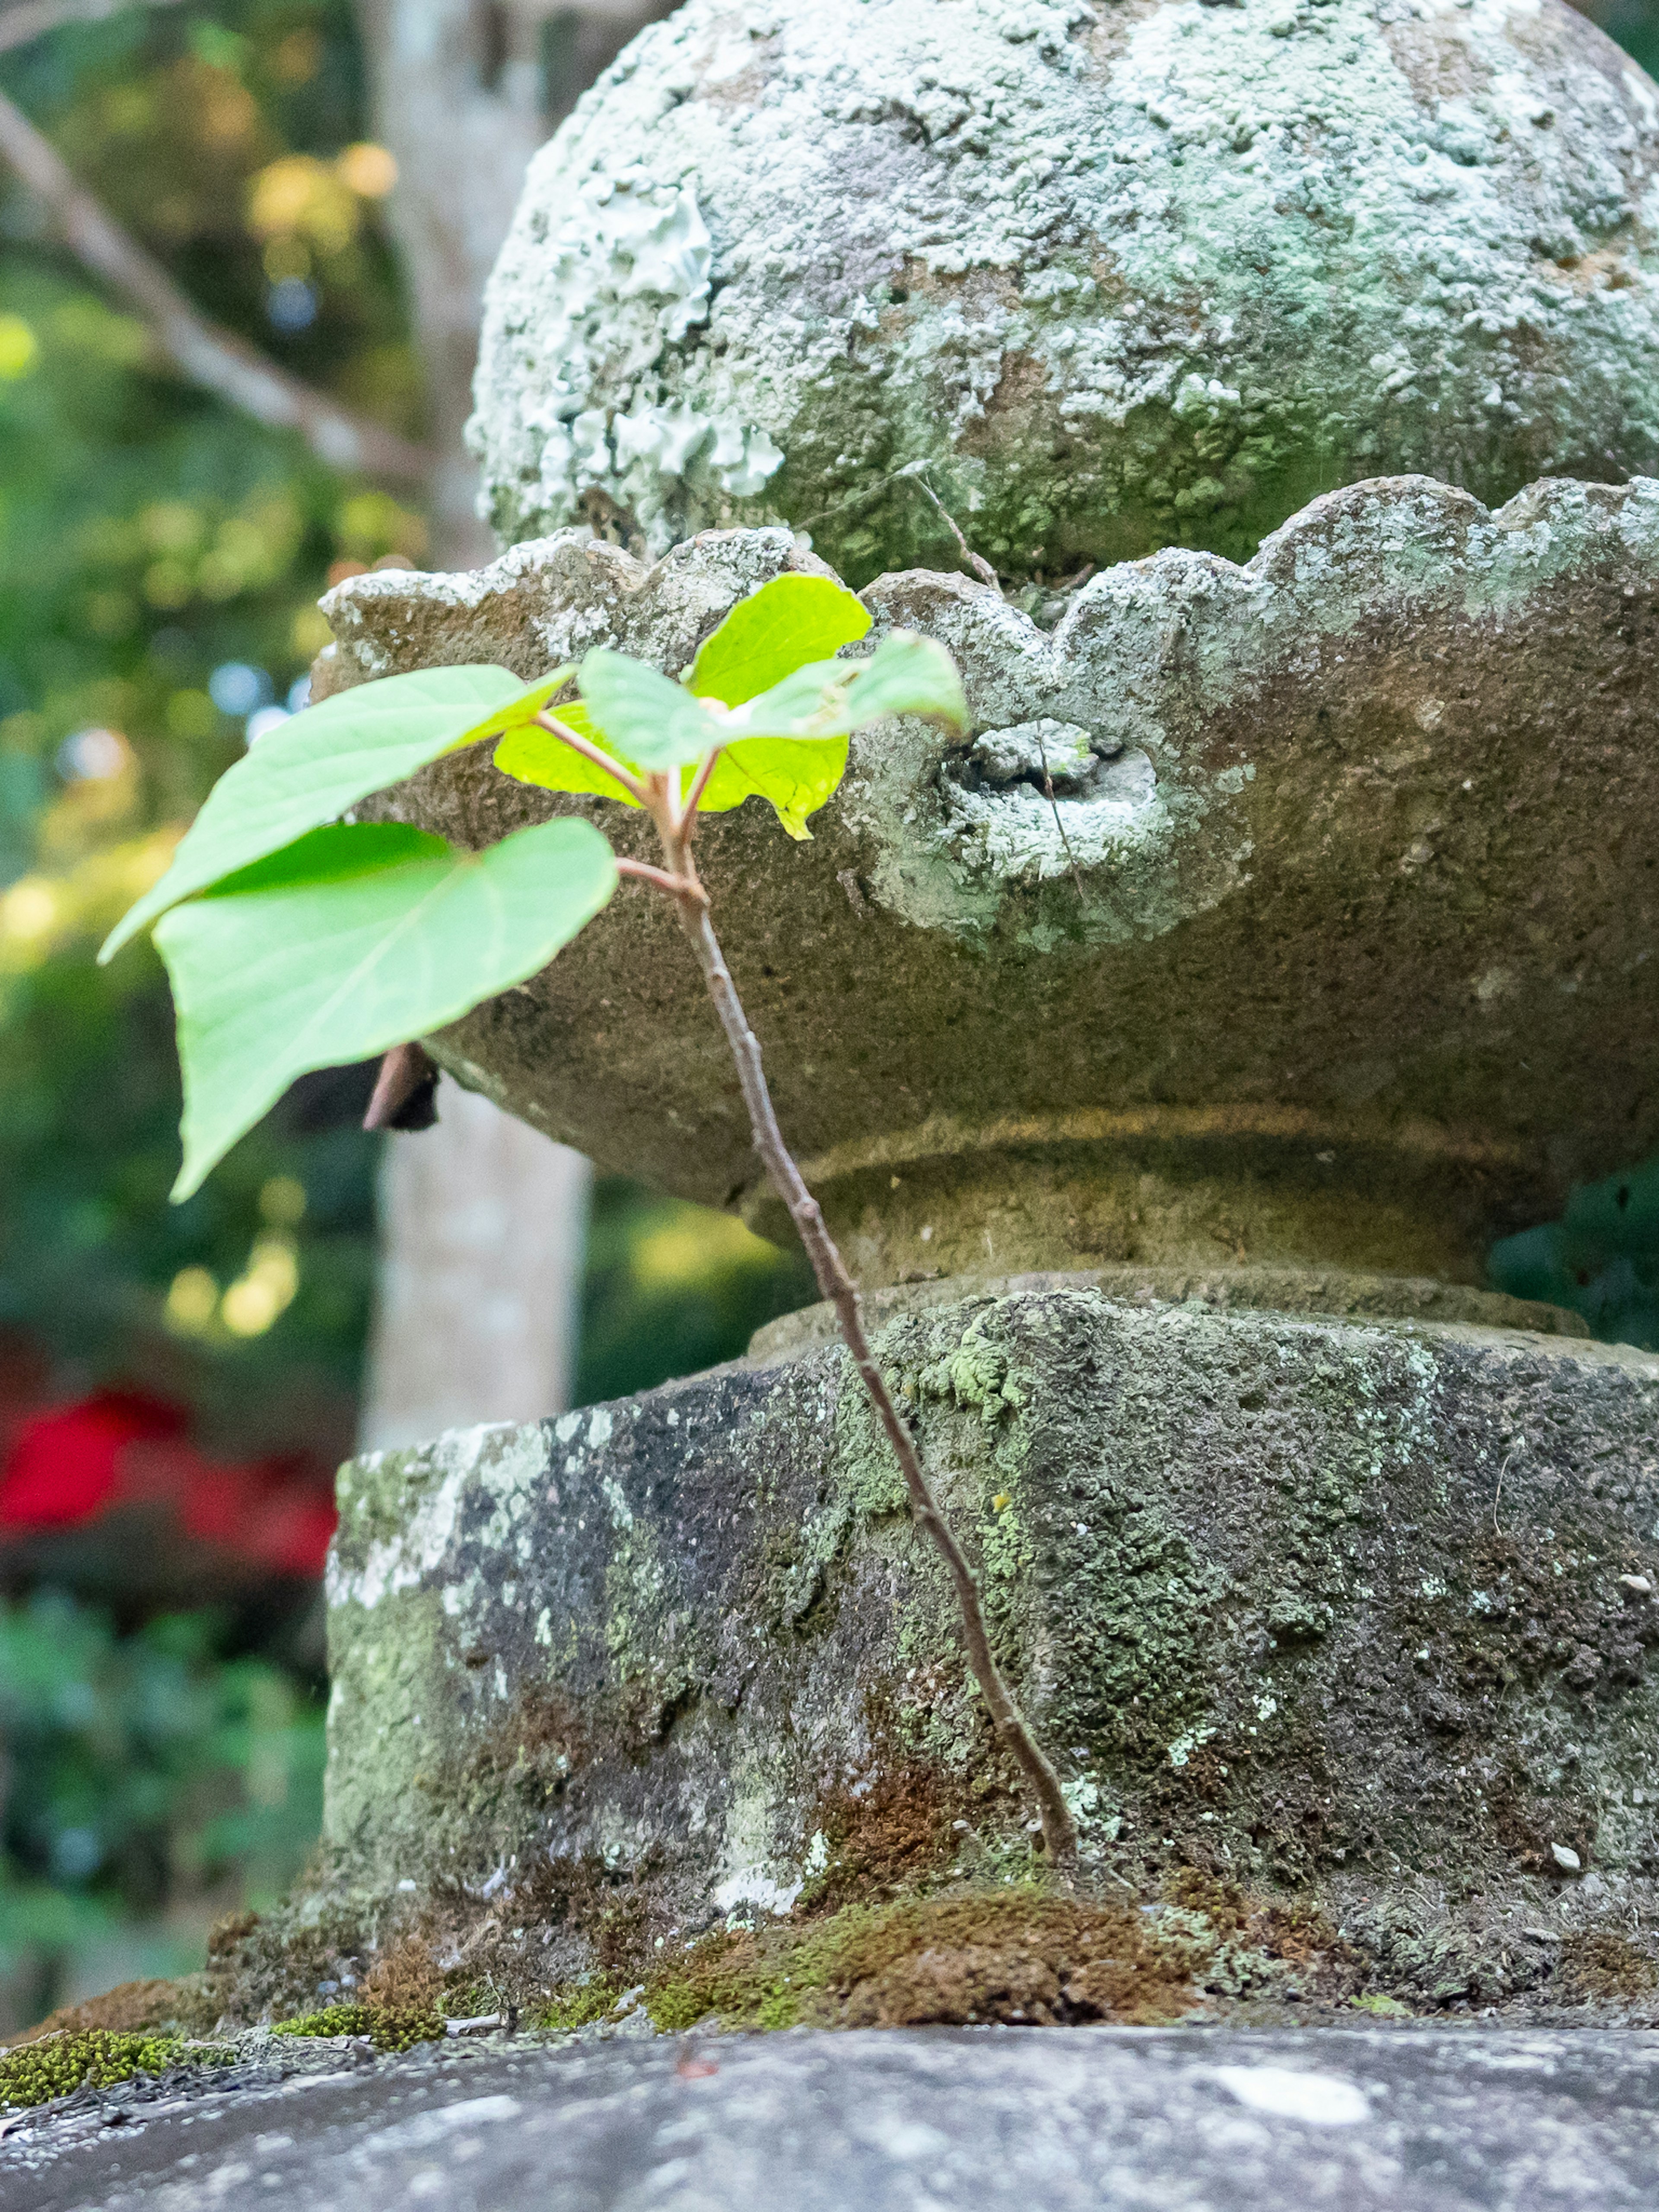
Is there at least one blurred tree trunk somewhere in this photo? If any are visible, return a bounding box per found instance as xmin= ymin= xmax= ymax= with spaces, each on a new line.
xmin=350 ymin=0 xmax=669 ymax=1446
xmin=350 ymin=0 xmax=541 ymax=568
xmin=359 ymin=1082 xmax=590 ymax=1446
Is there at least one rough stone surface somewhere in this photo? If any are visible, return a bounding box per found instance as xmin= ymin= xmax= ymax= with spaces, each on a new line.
xmin=745 ymin=1264 xmax=1592 ymax=1360
xmin=289 ymin=1287 xmax=1659 ymax=2013
xmin=318 ymin=478 xmax=1659 ymax=1281
xmin=11 ymin=2028 xmax=1659 ymax=2209
xmin=469 ymin=0 xmax=1659 ymax=584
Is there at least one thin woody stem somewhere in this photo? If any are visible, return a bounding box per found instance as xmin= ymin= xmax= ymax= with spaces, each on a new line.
xmin=634 ymin=790 xmax=1077 ymax=1866
xmin=615 ymin=855 xmax=705 ymax=901
xmin=1032 ymin=727 xmax=1089 ymax=909
xmin=532 ymin=712 xmax=651 ymax=807
xmin=680 ymin=747 xmax=723 ymax=833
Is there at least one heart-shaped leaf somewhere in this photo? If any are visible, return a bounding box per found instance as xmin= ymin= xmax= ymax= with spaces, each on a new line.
xmin=157 ymin=815 xmax=615 ymax=1200
xmin=102 ymin=663 xmax=571 ymax=961
xmin=700 ymin=632 xmax=965 ymax=837
xmin=676 ymin=572 xmax=871 ymax=837
xmin=691 ymin=739 xmax=850 ymax=842
xmin=500 ymin=612 xmax=966 ymax=844
xmin=733 ymin=631 xmax=967 ymax=738
xmin=686 ymin=572 xmax=870 ymax=706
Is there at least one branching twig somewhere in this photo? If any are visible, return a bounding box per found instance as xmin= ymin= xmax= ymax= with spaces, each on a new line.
xmin=680 ymin=747 xmax=721 ymax=830
xmin=610 ymin=754 xmax=1079 ymax=1869
xmin=792 ymin=460 xmax=1000 ymax=592
xmin=0 ymin=79 xmax=432 ymax=483
xmin=905 ymin=465 xmax=999 ymax=591
xmin=614 ymin=855 xmax=702 ymax=901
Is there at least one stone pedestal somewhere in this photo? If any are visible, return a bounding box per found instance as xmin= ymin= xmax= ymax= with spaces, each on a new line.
xmin=317 ymin=480 xmax=1659 ymax=1289
xmin=13 ymin=2029 xmax=1659 ymax=2210
xmin=296 ymin=1282 xmax=1659 ymax=2018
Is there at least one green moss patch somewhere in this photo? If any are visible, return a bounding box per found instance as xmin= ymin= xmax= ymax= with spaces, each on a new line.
xmin=0 ymin=2030 xmax=232 ymax=2110
xmin=532 ymin=1981 xmax=622 ymax=2031
xmin=271 ymin=2000 xmax=444 ymax=2053
xmin=271 ymin=2002 xmax=369 ymax=2039
xmin=642 ymin=1882 xmax=1333 ymax=2034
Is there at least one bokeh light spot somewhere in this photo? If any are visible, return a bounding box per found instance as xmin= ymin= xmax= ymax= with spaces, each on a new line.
xmin=0 ymin=315 xmax=38 ymax=380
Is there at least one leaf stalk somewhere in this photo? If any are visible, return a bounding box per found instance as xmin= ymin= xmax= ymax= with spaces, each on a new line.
xmin=532 ymin=711 xmax=651 ymax=807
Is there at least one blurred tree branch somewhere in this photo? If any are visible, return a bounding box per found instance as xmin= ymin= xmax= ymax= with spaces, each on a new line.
xmin=0 ymin=0 xmax=434 ymax=483
xmin=0 ymin=0 xmax=186 ymax=56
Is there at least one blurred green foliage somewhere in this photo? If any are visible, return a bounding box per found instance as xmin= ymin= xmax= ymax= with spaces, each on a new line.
xmin=0 ymin=0 xmax=803 ymax=1461
xmin=0 ymin=1591 xmax=323 ymax=2029
xmin=578 ymin=1180 xmax=812 ymax=1408
xmin=0 ymin=0 xmax=422 ymax=1460
xmin=1490 ymin=1157 xmax=1659 ymax=1352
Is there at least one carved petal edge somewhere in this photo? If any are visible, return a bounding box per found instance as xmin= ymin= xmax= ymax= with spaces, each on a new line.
xmin=316 ymin=474 xmax=1659 ymax=946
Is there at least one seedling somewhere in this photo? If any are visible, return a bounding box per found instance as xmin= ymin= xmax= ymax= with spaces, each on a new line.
xmin=103 ymin=571 xmax=1078 ymax=1864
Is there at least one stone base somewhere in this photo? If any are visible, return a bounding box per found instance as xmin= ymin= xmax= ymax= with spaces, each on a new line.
xmin=12 ymin=2030 xmax=1659 ymax=2211
xmin=275 ymin=1286 xmax=1659 ymax=2025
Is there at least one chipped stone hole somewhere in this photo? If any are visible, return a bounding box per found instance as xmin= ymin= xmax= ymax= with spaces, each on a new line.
xmin=935 ymin=717 xmax=1157 ymax=876
xmin=959 ymin=718 xmax=1125 ymax=791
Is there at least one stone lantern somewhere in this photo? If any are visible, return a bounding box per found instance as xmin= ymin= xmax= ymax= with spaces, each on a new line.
xmin=275 ymin=0 xmax=1659 ymax=2026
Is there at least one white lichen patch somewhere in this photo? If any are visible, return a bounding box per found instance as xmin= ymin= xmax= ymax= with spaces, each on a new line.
xmin=712 ymin=1764 xmax=801 ymax=1920
xmin=472 ymin=0 xmax=1659 ymax=581
xmin=329 ymin=1423 xmax=550 ymax=1611
xmin=940 ymin=744 xmax=1159 ymax=887
xmin=470 ymin=165 xmax=780 ymax=552
xmin=1167 ymin=1722 xmax=1217 ymax=1768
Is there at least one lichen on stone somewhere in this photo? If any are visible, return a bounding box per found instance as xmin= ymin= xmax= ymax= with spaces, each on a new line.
xmin=471 ymin=0 xmax=1659 ymax=582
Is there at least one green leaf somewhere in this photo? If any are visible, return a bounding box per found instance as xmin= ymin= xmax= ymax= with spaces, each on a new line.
xmin=679 ymin=574 xmax=870 ymax=836
xmin=694 ymin=739 xmax=849 ymax=842
xmin=702 ymin=632 xmax=966 ymax=839
xmin=577 ymin=649 xmax=717 ymax=769
xmin=733 ymin=630 xmax=968 ymax=739
xmin=835 ymin=630 xmax=968 ymax=729
xmin=493 ymin=697 xmax=645 ymax=808
xmin=156 ymin=815 xmax=616 ymax=1201
xmin=500 ymin=575 xmax=872 ymax=809
xmin=101 ymin=663 xmax=572 ymax=961
xmin=686 ymin=573 xmax=870 ymax=706
xmin=505 ymin=620 xmax=966 ymax=844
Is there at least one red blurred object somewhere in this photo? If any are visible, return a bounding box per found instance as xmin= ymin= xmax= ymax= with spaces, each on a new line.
xmin=0 ymin=1382 xmax=337 ymax=1591
xmin=0 ymin=1392 xmax=187 ymax=1527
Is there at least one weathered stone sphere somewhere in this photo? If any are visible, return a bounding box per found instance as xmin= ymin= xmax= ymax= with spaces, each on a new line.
xmin=470 ymin=0 xmax=1659 ymax=585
